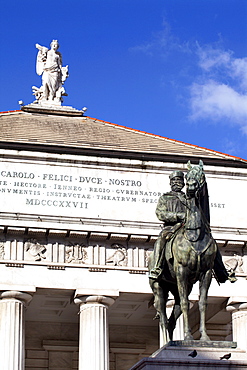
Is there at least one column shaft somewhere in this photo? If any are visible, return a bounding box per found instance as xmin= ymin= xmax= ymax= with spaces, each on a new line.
xmin=75 ymin=295 xmax=115 ymax=370
xmin=232 ymin=308 xmax=247 ymax=351
xmin=0 ymin=291 xmax=32 ymax=370
xmin=227 ymin=302 xmax=247 ymax=351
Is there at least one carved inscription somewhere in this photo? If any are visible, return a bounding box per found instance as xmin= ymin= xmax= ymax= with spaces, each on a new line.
xmin=210 ymin=202 xmax=225 ymax=209
xmin=0 ymin=164 xmax=162 ymax=218
xmin=0 ymin=162 xmax=239 ymax=227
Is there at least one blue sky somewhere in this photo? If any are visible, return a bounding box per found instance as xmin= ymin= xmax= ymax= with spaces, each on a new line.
xmin=1 ymin=0 xmax=247 ymax=159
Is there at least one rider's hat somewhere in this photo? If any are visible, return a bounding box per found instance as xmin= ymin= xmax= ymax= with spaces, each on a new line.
xmin=169 ymin=170 xmax=184 ymax=180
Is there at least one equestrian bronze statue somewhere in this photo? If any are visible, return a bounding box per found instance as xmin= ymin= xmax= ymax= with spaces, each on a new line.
xmin=149 ymin=161 xmax=235 ymax=342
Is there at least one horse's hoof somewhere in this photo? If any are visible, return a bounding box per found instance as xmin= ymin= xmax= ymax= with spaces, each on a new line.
xmin=200 ymin=335 xmax=210 ymax=341
xmin=184 ymin=333 xmax=193 ymax=340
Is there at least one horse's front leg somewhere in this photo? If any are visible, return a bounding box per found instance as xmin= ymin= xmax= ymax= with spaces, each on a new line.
xmin=176 ymin=265 xmax=193 ymax=340
xmin=199 ymin=269 xmax=212 ymax=341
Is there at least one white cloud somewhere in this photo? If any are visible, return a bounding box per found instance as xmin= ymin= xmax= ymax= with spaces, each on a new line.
xmin=190 ymin=44 xmax=247 ymax=131
xmin=231 ymin=57 xmax=247 ymax=90
xmin=196 ymin=45 xmax=232 ymax=71
xmin=131 ymin=22 xmax=247 ymax=133
xmin=190 ymin=80 xmax=247 ymax=124
xmin=196 ymin=45 xmax=247 ymax=89
xmin=130 ymin=19 xmax=191 ymax=56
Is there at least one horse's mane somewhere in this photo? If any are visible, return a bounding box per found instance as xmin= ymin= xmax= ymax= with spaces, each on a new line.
xmin=198 ymin=181 xmax=210 ymax=224
xmin=187 ymin=160 xmax=210 ymax=224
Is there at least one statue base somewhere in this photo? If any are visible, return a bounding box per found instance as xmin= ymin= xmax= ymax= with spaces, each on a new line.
xmin=21 ymin=103 xmax=85 ymax=117
xmin=129 ymin=340 xmax=247 ymax=369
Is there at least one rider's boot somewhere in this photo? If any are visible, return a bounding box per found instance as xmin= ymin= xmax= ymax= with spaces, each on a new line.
xmin=149 ymin=267 xmax=162 ymax=280
xmin=228 ymin=271 xmax=237 ymax=283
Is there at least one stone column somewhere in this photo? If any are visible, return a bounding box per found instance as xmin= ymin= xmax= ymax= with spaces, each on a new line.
xmin=226 ymin=300 xmax=247 ymax=351
xmin=0 ymin=290 xmax=33 ymax=370
xmin=74 ymin=295 xmax=115 ymax=370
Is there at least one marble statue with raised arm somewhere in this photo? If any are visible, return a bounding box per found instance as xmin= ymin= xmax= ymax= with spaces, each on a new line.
xmin=32 ymin=40 xmax=69 ymax=105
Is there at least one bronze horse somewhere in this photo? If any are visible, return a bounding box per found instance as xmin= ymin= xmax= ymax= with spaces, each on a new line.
xmin=149 ymin=161 xmax=217 ymax=342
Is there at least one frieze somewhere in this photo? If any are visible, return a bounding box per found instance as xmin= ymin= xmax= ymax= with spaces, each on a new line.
xmin=224 ymin=254 xmax=244 ymax=274
xmin=0 ymin=243 xmax=4 ymax=260
xmin=106 ymin=243 xmax=127 ymax=266
xmin=145 ymin=249 xmax=153 ymax=268
xmin=65 ymin=243 xmax=88 ymax=264
xmin=24 ymin=239 xmax=46 ymax=261
xmin=0 ymin=237 xmax=246 ymax=276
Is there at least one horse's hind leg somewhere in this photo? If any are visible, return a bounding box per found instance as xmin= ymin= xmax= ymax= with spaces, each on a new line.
xmin=151 ymin=281 xmax=169 ymax=345
xmin=199 ymin=269 xmax=212 ymax=341
xmin=167 ymin=290 xmax=181 ymax=340
xmin=176 ymin=265 xmax=193 ymax=340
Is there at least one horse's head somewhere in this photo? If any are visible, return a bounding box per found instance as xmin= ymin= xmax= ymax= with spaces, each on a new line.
xmin=185 ymin=160 xmax=205 ymax=198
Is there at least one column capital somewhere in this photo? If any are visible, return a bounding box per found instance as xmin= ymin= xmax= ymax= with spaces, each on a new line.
xmin=226 ymin=297 xmax=247 ymax=312
xmin=74 ymin=288 xmax=119 ymax=298
xmin=0 ymin=290 xmax=33 ymax=305
xmin=226 ymin=302 xmax=247 ymax=313
xmin=74 ymin=295 xmax=115 ymax=308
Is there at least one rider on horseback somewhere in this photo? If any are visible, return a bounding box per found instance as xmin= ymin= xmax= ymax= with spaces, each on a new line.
xmin=149 ymin=170 xmax=186 ymax=281
xmin=149 ymin=170 xmax=236 ymax=283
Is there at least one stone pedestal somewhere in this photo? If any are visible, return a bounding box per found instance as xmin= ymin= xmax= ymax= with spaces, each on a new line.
xmin=129 ymin=340 xmax=247 ymax=369
xmin=0 ymin=290 xmax=33 ymax=370
xmin=21 ymin=103 xmax=85 ymax=116
xmin=226 ymin=301 xmax=247 ymax=352
xmin=74 ymin=295 xmax=115 ymax=370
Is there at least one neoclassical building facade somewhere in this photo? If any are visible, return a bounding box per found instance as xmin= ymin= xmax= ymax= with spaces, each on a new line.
xmin=0 ymin=107 xmax=247 ymax=370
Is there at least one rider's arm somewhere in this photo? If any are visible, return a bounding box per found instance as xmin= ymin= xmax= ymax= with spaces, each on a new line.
xmin=156 ymin=195 xmax=185 ymax=224
xmin=156 ymin=195 xmax=176 ymax=223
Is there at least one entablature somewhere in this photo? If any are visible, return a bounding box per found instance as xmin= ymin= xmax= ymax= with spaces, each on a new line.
xmin=0 ymin=224 xmax=246 ymax=280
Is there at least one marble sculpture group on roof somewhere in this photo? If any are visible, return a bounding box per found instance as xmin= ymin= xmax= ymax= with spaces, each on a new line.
xmin=32 ymin=40 xmax=68 ymax=106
